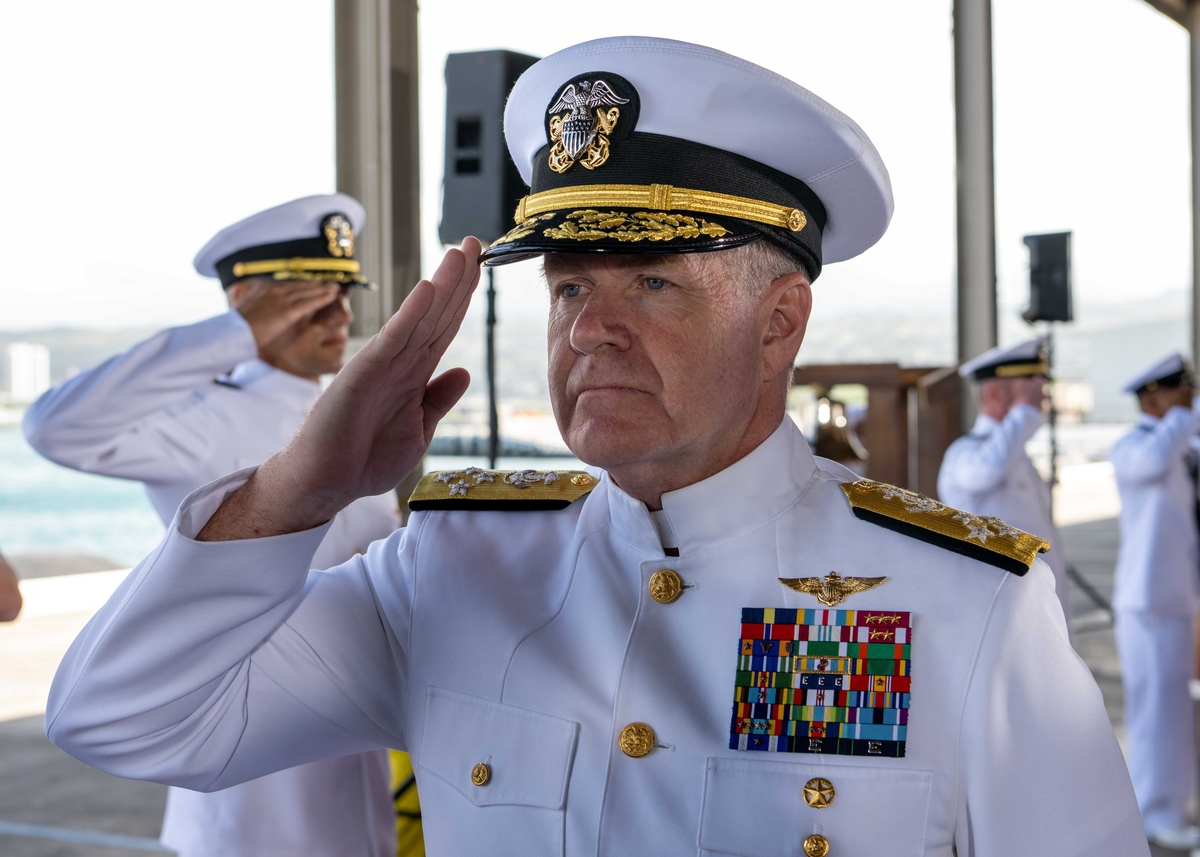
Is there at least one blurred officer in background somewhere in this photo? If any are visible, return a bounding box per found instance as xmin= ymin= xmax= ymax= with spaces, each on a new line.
xmin=24 ymin=195 xmax=414 ymax=857
xmin=937 ymin=338 xmax=1068 ymax=620
xmin=1110 ymin=353 xmax=1200 ymax=849
xmin=0 ymin=551 xmax=21 ymax=622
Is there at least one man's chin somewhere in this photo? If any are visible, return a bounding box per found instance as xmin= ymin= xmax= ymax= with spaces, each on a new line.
xmin=565 ymin=422 xmax=667 ymax=471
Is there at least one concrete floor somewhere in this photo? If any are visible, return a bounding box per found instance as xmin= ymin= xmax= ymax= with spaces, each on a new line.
xmin=0 ymin=523 xmax=1180 ymax=855
xmin=0 ymin=714 xmax=167 ymax=856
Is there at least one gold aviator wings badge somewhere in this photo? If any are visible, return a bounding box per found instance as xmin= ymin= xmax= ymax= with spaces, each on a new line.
xmin=779 ymin=571 xmax=887 ymax=607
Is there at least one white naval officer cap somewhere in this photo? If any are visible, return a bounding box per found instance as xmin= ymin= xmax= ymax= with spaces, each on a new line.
xmin=193 ymin=193 xmax=370 ymax=289
xmin=480 ymin=36 xmax=894 ymax=280
xmin=1121 ymin=352 xmax=1194 ymax=394
xmin=958 ymin=337 xmax=1050 ymax=381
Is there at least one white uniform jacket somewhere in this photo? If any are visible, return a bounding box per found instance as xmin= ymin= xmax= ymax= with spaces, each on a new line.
xmin=45 ymin=418 xmax=1146 ymax=857
xmin=24 ymin=310 xmax=399 ymax=857
xmin=1110 ymin=406 xmax=1200 ymax=615
xmin=937 ymin=406 xmax=1067 ymax=604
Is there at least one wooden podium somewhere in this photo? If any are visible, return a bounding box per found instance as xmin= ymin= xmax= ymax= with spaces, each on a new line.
xmin=792 ymin=364 xmax=961 ymax=499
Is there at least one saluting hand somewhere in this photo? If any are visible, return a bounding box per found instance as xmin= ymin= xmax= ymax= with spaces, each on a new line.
xmin=199 ymin=239 xmax=482 ymax=542
xmin=231 ymin=279 xmax=343 ymax=349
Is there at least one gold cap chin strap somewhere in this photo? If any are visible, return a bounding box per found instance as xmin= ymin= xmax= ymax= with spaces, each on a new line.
xmin=993 ymin=363 xmax=1050 ymax=378
xmin=231 ymin=257 xmax=362 ymax=278
xmin=514 ymin=183 xmax=808 ymax=233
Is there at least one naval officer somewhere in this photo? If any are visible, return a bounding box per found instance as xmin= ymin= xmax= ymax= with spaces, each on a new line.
xmin=44 ymin=38 xmax=1145 ymax=856
xmin=1110 ymin=353 xmax=1200 ymax=849
xmin=24 ymin=195 xmax=407 ymax=857
xmin=937 ymin=339 xmax=1069 ymax=621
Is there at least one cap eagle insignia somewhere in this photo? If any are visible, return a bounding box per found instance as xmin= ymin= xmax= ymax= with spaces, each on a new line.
xmin=779 ymin=571 xmax=887 ymax=607
xmin=323 ymin=213 xmax=355 ymax=258
xmin=547 ymin=79 xmax=629 ymax=174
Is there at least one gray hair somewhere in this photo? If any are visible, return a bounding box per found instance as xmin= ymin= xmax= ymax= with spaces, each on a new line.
xmin=710 ymin=239 xmax=810 ymax=294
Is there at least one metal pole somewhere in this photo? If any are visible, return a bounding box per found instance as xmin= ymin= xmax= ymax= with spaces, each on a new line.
xmin=953 ymin=0 xmax=999 ymax=430
xmin=486 ymin=267 xmax=499 ymax=470
xmin=1189 ymin=0 xmax=1200 ymax=362
xmin=1047 ymin=326 xmax=1058 ymax=521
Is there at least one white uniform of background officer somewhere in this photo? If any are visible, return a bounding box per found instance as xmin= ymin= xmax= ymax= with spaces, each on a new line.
xmin=24 ymin=195 xmax=401 ymax=857
xmin=1110 ymin=353 xmax=1200 ymax=849
xmin=937 ymin=338 xmax=1069 ymax=621
xmin=43 ymin=38 xmax=1146 ymax=856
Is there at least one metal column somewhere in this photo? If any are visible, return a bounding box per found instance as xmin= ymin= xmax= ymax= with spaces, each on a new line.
xmin=334 ymin=0 xmax=420 ymax=335
xmin=334 ymin=0 xmax=422 ymax=503
xmin=1191 ymin=0 xmax=1200 ymax=361
xmin=953 ymin=0 xmax=999 ymax=427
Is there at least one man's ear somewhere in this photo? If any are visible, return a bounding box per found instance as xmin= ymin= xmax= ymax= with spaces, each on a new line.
xmin=761 ymin=272 xmax=812 ymax=381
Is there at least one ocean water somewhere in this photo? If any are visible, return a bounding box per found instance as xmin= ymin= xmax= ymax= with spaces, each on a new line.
xmin=0 ymin=427 xmax=164 ymax=566
xmin=0 ymin=425 xmax=584 ymax=568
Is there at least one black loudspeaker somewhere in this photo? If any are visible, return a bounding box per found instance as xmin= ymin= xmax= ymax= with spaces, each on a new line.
xmin=439 ymin=50 xmax=539 ymax=246
xmin=1022 ymin=231 xmax=1073 ymax=323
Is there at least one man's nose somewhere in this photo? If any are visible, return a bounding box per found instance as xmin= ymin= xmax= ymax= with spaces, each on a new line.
xmin=321 ymin=292 xmax=354 ymax=327
xmin=568 ymin=290 xmax=632 ymax=355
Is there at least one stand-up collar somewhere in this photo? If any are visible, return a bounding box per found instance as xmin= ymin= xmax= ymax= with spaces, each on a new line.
xmin=226 ymin=359 xmax=321 ymax=410
xmin=603 ymin=417 xmax=817 ymax=555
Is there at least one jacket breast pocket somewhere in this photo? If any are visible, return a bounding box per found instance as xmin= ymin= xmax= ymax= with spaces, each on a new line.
xmin=699 ymin=757 xmax=932 ymax=857
xmin=416 ymin=687 xmax=579 ymax=856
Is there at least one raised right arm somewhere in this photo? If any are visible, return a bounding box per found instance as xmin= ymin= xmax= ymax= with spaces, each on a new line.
xmin=21 ymin=312 xmax=257 ymax=481
xmin=45 ymin=470 xmax=418 ymax=788
xmin=939 ymin=403 xmax=1044 ymax=496
xmin=1110 ymin=405 xmax=1197 ymax=485
xmin=45 ymin=241 xmax=481 ymax=786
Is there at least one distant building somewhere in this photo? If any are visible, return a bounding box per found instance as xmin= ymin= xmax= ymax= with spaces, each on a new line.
xmin=8 ymin=343 xmax=50 ymax=404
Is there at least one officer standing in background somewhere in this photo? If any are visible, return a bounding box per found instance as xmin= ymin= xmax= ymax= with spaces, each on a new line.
xmin=1111 ymin=353 xmax=1200 ymax=850
xmin=44 ymin=38 xmax=1145 ymax=855
xmin=24 ymin=195 xmax=412 ymax=857
xmin=937 ymin=338 xmax=1069 ymax=622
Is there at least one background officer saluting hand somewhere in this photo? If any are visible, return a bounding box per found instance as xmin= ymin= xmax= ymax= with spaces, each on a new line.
xmin=937 ymin=338 xmax=1069 ymax=622
xmin=45 ymin=38 xmax=1147 ymax=856
xmin=24 ymin=195 xmax=411 ymax=857
xmin=1110 ymin=353 xmax=1200 ymax=850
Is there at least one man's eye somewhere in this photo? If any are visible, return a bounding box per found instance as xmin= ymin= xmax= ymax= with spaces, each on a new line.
xmin=560 ymin=283 xmax=583 ymax=298
xmin=645 ymin=277 xmax=667 ymax=291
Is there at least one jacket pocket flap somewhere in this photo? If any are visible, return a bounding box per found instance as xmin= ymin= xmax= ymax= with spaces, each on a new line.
xmin=699 ymin=757 xmax=932 ymax=856
xmin=417 ymin=687 xmax=579 ymax=809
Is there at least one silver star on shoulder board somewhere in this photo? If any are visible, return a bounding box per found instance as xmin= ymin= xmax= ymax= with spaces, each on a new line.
xmin=779 ymin=571 xmax=888 ymax=607
xmin=966 ymin=524 xmax=992 ymax=543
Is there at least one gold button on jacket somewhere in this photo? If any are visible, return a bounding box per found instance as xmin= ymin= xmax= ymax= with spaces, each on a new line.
xmin=648 ymin=569 xmax=683 ymax=604
xmin=619 ymin=723 xmax=656 ymax=758
xmin=803 ymin=833 xmax=829 ymax=857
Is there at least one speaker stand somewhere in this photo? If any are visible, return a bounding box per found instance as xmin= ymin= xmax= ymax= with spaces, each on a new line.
xmin=486 ymin=266 xmax=499 ymax=470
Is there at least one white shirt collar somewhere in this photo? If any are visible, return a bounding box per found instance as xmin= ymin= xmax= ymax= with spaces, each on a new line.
xmin=602 ymin=416 xmax=817 ymax=556
xmin=226 ymin=359 xmax=321 ymax=407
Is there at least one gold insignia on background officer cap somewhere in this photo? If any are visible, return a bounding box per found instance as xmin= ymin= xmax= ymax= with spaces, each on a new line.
xmin=841 ymin=480 xmax=1049 ymax=575
xmin=408 ymin=467 xmax=596 ymax=511
xmin=192 ymin=193 xmax=373 ymax=289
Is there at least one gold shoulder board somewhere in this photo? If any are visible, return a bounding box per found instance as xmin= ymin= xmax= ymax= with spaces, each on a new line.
xmin=840 ymin=480 xmax=1050 ymax=576
xmin=408 ymin=467 xmax=596 ymax=512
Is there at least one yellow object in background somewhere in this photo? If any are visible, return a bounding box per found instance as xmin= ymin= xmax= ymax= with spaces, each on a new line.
xmin=390 ymin=750 xmax=424 ymax=857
